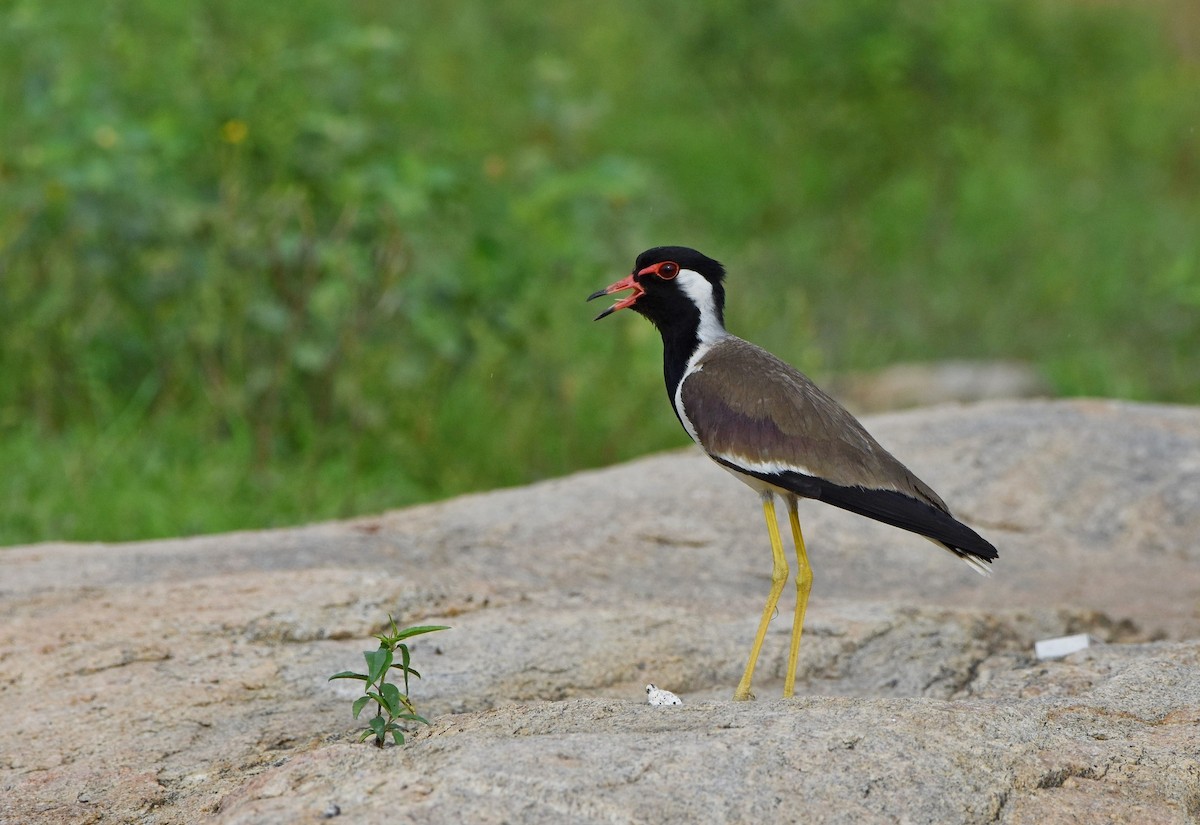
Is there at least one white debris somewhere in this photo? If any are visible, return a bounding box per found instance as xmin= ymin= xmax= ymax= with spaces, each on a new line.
xmin=1035 ymin=633 xmax=1093 ymax=660
xmin=645 ymin=684 xmax=682 ymax=706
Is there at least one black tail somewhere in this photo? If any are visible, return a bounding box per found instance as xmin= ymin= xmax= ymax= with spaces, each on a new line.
xmin=716 ymin=459 xmax=998 ymax=567
xmin=812 ymin=479 xmax=998 ymax=565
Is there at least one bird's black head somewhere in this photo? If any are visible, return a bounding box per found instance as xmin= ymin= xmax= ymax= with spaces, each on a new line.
xmin=587 ymin=246 xmax=726 ymax=331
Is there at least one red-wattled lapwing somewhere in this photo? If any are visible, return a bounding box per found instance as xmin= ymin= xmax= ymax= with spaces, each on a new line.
xmin=588 ymin=246 xmax=998 ymax=701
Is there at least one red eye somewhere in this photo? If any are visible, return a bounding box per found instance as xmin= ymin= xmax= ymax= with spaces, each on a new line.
xmin=658 ymin=261 xmax=680 ymax=279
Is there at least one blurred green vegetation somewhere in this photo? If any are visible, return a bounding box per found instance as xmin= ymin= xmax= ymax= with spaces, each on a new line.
xmin=2 ymin=0 xmax=1197 ymax=544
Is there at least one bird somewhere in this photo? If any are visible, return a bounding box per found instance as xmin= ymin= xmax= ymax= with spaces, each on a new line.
xmin=588 ymin=246 xmax=998 ymax=701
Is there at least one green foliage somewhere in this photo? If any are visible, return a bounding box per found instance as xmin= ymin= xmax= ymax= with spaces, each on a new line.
xmin=1 ymin=0 xmax=1197 ymax=543
xmin=329 ymin=617 xmax=449 ymax=747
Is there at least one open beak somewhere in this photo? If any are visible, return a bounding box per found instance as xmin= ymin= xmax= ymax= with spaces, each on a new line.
xmin=587 ymin=275 xmax=644 ymax=321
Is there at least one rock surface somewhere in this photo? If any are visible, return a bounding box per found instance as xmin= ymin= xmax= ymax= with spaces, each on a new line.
xmin=2 ymin=399 xmax=1199 ymax=824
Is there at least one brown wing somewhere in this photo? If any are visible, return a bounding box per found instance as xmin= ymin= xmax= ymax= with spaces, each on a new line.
xmin=680 ymin=337 xmax=948 ymax=511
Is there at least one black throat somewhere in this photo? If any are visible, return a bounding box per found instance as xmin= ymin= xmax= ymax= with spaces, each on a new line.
xmin=624 ymin=245 xmax=728 ymax=418
xmin=659 ymin=312 xmax=703 ymax=410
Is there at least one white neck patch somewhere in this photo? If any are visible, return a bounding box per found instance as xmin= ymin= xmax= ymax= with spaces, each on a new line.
xmin=670 ymin=270 xmax=729 ymax=446
xmin=676 ymin=269 xmax=727 ymax=344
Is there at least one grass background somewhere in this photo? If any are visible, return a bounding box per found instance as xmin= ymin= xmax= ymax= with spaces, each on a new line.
xmin=2 ymin=0 xmax=1198 ymax=545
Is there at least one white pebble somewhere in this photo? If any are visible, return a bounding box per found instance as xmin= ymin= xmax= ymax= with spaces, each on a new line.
xmin=1035 ymin=633 xmax=1093 ymax=660
xmin=645 ymin=684 xmax=682 ymax=706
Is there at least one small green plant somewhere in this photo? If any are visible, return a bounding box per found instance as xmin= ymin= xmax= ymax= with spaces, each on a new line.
xmin=329 ymin=616 xmax=450 ymax=746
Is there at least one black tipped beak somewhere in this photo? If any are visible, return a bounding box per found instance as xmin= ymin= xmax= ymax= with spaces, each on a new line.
xmin=586 ymin=288 xmax=615 ymax=320
xmin=586 ymin=275 xmax=643 ymax=321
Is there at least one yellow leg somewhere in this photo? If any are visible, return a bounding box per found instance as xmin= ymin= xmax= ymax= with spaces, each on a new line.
xmin=783 ymin=495 xmax=813 ymax=698
xmin=733 ymin=493 xmax=789 ymax=701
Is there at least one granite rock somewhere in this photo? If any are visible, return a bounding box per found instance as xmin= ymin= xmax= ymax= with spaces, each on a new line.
xmin=2 ymin=400 xmax=1198 ymax=823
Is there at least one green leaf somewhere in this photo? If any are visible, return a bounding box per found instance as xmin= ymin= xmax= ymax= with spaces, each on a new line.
xmin=388 ymin=662 xmax=421 ymax=677
xmin=352 ymin=695 xmax=371 ymax=719
xmin=400 ymin=644 xmax=413 ymax=693
xmin=365 ymin=647 xmax=393 ymax=685
xmin=358 ymin=729 xmax=375 ymax=743
xmin=396 ymin=713 xmax=430 ymax=726
xmin=392 ymin=625 xmax=450 ymax=641
xmin=328 ymin=671 xmax=369 ymax=682
xmin=380 ymin=682 xmax=402 ymax=716
xmin=391 ymin=728 xmax=405 ymax=746
xmin=368 ymin=715 xmax=388 ymax=744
